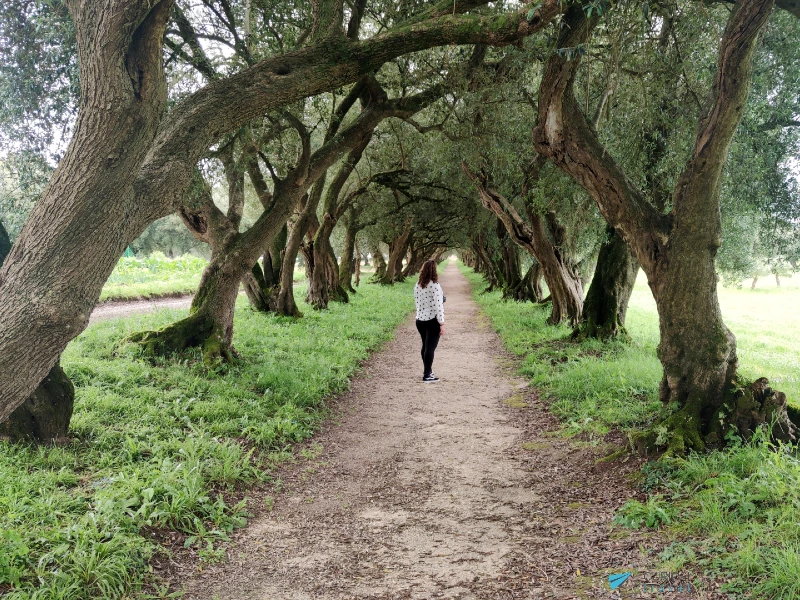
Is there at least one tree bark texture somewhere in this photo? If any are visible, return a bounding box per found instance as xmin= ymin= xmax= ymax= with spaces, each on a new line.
xmin=370 ymin=243 xmax=387 ymax=280
xmin=572 ymin=226 xmax=638 ymax=340
xmin=0 ymin=0 xmax=563 ymax=424
xmin=462 ymin=164 xmax=583 ymax=324
xmin=306 ymin=134 xmax=374 ymax=309
xmin=0 ymin=0 xmax=174 ymax=424
xmin=242 ymin=224 xmax=288 ymax=312
xmin=379 ymin=222 xmax=413 ymax=285
xmin=0 ymin=220 xmax=74 ymax=442
xmin=532 ymin=0 xmax=791 ymax=452
xmin=339 ymin=212 xmax=361 ymax=293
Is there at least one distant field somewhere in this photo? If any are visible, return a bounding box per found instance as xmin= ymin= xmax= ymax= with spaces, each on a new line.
xmin=626 ymin=270 xmax=800 ymax=405
xmin=100 ymin=254 xmax=207 ymax=301
xmin=98 ymin=254 xmax=372 ymax=302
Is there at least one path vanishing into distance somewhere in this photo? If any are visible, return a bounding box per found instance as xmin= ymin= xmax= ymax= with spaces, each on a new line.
xmin=173 ymin=263 xmax=712 ymax=600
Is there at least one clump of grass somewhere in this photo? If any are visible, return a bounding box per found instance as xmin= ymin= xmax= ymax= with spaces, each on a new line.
xmin=644 ymin=428 xmax=800 ymax=596
xmin=1 ymin=280 xmax=414 ymax=598
xmin=459 ymin=265 xmax=661 ymax=439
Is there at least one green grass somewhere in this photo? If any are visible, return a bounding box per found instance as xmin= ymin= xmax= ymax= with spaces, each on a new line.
xmin=100 ymin=253 xmax=317 ymax=301
xmin=461 ymin=266 xmax=663 ymax=438
xmin=100 ymin=254 xmax=207 ymax=302
xmin=462 ymin=263 xmax=800 ymax=597
xmin=0 ymin=280 xmax=414 ymax=599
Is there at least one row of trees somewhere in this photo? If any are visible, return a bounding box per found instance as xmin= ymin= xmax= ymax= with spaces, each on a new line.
xmin=1 ymin=0 xmax=799 ymax=453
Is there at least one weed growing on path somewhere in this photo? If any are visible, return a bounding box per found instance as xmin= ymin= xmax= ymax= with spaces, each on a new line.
xmin=0 ymin=281 xmax=414 ymax=598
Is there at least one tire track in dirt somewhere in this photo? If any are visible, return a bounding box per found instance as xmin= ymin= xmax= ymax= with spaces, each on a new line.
xmin=174 ymin=262 xmax=713 ymax=599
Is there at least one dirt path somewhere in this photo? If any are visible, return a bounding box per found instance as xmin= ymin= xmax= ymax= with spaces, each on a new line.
xmin=89 ymin=295 xmax=193 ymax=323
xmin=175 ymin=263 xmax=705 ymax=599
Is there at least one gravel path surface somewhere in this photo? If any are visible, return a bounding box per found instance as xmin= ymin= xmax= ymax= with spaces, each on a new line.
xmin=171 ymin=263 xmax=711 ymax=599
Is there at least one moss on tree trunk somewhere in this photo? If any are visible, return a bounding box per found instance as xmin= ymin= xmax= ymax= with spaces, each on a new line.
xmin=128 ymin=256 xmax=240 ymax=363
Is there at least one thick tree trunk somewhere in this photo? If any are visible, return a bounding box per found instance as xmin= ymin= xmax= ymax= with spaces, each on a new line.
xmin=0 ymin=0 xmax=174 ymax=423
xmin=402 ymin=247 xmax=421 ymax=278
xmin=379 ymin=224 xmax=412 ymax=285
xmin=371 ymin=243 xmax=388 ymax=280
xmin=531 ymin=213 xmax=583 ymax=325
xmin=242 ymin=263 xmax=272 ymax=312
xmin=532 ymin=0 xmax=791 ymax=452
xmin=505 ymin=263 xmax=543 ymax=303
xmin=273 ymin=216 xmax=306 ymax=318
xmin=306 ymin=136 xmax=371 ymax=308
xmin=462 ymin=164 xmax=582 ymax=324
xmin=0 ymin=366 xmax=75 ymax=443
xmin=0 ymin=221 xmax=74 ymax=442
xmin=128 ymin=251 xmax=241 ymax=362
xmin=307 ymin=225 xmax=348 ymax=309
xmin=243 ymin=223 xmax=288 ymax=312
xmin=572 ymin=226 xmax=638 ymax=340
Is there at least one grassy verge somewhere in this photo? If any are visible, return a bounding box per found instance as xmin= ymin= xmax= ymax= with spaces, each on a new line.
xmin=100 ymin=254 xmax=207 ymax=302
xmin=461 ymin=263 xmax=800 ymax=597
xmin=100 ymin=253 xmax=316 ymax=302
xmin=0 ymin=280 xmax=414 ymax=599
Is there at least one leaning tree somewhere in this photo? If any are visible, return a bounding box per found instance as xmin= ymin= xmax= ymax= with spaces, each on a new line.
xmin=532 ymin=0 xmax=799 ymax=452
xmin=0 ymin=0 xmax=567 ymax=424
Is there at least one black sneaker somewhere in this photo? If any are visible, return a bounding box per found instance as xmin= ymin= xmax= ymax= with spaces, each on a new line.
xmin=422 ymin=374 xmax=440 ymax=383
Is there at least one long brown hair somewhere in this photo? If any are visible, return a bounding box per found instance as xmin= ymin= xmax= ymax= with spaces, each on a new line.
xmin=418 ymin=260 xmax=438 ymax=288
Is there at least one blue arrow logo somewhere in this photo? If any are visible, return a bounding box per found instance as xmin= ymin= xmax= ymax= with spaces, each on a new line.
xmin=608 ymin=572 xmax=632 ymax=590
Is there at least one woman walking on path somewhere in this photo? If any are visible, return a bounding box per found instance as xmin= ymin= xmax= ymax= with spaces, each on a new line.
xmin=414 ymin=260 xmax=445 ymax=383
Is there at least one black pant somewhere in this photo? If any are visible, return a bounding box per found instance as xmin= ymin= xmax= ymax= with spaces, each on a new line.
xmin=416 ymin=318 xmax=441 ymax=377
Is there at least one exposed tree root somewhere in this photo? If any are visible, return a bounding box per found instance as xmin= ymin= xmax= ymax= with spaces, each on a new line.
xmin=634 ymin=377 xmax=798 ymax=457
xmin=127 ymin=311 xmax=237 ymax=364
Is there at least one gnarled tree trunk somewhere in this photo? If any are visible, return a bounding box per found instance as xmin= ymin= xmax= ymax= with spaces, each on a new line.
xmin=533 ymin=0 xmax=793 ymax=452
xmin=572 ymin=226 xmax=638 ymax=340
xmin=339 ymin=213 xmax=360 ymax=293
xmin=129 ymin=248 xmax=242 ymax=362
xmin=370 ymin=242 xmax=387 ymax=280
xmin=0 ymin=0 xmax=174 ymax=424
xmin=0 ymin=220 xmax=74 ymax=442
xmin=242 ymin=224 xmax=288 ymax=312
xmin=463 ymin=164 xmax=583 ymax=324
xmin=379 ymin=222 xmax=412 ymax=285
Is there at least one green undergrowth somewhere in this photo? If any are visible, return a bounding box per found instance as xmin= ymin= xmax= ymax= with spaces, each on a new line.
xmin=462 ymin=263 xmax=800 ymax=596
xmin=99 ymin=254 xmax=309 ymax=302
xmin=0 ymin=280 xmax=414 ymax=599
xmin=460 ymin=265 xmax=662 ymax=439
xmin=100 ymin=253 xmax=207 ymax=302
xmin=625 ymin=430 xmax=800 ymax=598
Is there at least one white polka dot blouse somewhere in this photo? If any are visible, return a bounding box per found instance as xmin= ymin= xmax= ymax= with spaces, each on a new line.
xmin=414 ymin=282 xmax=445 ymax=324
